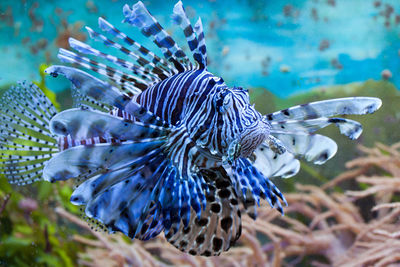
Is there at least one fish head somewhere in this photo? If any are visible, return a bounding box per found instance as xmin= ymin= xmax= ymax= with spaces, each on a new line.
xmin=214 ymin=86 xmax=271 ymax=161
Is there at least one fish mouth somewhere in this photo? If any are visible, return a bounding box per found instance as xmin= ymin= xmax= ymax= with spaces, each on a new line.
xmin=222 ymin=139 xmax=241 ymax=165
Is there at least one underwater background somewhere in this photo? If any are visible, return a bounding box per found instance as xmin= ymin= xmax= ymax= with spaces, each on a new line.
xmin=1 ymin=0 xmax=400 ymax=266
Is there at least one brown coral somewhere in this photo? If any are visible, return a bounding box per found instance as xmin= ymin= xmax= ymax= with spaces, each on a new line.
xmin=55 ymin=142 xmax=400 ymax=266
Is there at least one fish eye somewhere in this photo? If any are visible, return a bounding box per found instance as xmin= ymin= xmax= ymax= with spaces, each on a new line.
xmin=232 ymin=86 xmax=250 ymax=102
xmin=234 ymin=86 xmax=247 ymax=93
xmin=214 ymin=89 xmax=232 ymax=113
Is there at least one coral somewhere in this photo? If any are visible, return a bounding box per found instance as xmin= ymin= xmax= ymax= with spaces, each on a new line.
xmin=52 ymin=142 xmax=400 ymax=267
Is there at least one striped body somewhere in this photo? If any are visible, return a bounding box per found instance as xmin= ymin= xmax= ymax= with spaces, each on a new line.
xmin=136 ymin=69 xmax=269 ymax=166
xmin=0 ymin=0 xmax=382 ymax=257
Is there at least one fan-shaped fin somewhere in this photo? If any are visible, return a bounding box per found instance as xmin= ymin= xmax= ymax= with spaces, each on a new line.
xmin=0 ymin=82 xmax=58 ymax=185
xmin=43 ymin=138 xmax=165 ymax=182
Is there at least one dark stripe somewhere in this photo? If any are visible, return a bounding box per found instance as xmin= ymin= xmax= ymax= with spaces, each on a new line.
xmin=183 ymin=26 xmax=193 ymax=37
xmin=120 ymin=47 xmax=130 ymax=55
xmin=159 ymin=36 xmax=175 ymax=49
xmin=147 ymin=22 xmax=163 ymax=36
xmin=137 ymin=57 xmax=150 ymax=67
xmin=170 ymin=70 xmax=203 ymax=124
xmin=187 ymin=39 xmax=198 ymax=51
xmin=175 ymin=50 xmax=186 ymax=58
xmin=199 ymin=44 xmax=206 ymax=54
xmin=138 ymin=45 xmax=150 ymax=55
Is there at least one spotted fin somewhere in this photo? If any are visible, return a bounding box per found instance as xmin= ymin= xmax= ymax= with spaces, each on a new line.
xmin=166 ymin=168 xmax=242 ymax=256
xmin=266 ymin=97 xmax=382 ymax=122
xmin=82 ymin=155 xmax=167 ymax=239
xmin=270 ymin=117 xmax=363 ymax=140
xmin=0 ymin=82 xmax=58 ymax=185
xmin=123 ymin=1 xmax=192 ymax=72
xmin=253 ymin=142 xmax=300 ymax=178
xmin=272 ymin=132 xmax=338 ymax=165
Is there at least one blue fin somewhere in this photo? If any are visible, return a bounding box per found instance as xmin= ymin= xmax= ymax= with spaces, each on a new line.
xmin=49 ymin=108 xmax=168 ymax=141
xmin=82 ymin=155 xmax=167 ymax=239
xmin=45 ymin=65 xmax=166 ymax=127
xmin=43 ymin=139 xmax=165 ymax=182
xmin=123 ymin=1 xmax=192 ymax=72
xmin=172 ymin=1 xmax=207 ymax=69
xmin=231 ymin=158 xmax=287 ymax=217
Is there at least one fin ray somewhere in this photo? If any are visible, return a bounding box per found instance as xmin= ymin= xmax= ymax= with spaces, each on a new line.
xmin=266 ymin=97 xmax=382 ymax=122
xmin=122 ymin=1 xmax=192 ymax=72
xmin=0 ymin=82 xmax=58 ymax=185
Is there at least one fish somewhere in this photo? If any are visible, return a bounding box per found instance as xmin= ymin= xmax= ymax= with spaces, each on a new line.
xmin=0 ymin=1 xmax=381 ymax=256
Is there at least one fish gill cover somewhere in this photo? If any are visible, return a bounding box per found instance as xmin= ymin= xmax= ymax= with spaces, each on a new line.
xmin=0 ymin=0 xmax=391 ymax=264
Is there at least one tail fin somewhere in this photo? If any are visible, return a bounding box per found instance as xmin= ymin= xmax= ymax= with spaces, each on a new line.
xmin=0 ymin=81 xmax=58 ymax=185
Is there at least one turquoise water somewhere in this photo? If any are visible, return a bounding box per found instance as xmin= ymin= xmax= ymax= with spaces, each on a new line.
xmin=0 ymin=0 xmax=399 ymax=97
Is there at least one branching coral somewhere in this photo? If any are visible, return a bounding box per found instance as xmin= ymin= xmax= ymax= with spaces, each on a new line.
xmin=53 ymin=142 xmax=400 ymax=267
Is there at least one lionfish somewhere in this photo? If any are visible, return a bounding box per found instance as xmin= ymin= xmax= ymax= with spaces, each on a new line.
xmin=1 ymin=1 xmax=381 ymax=256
